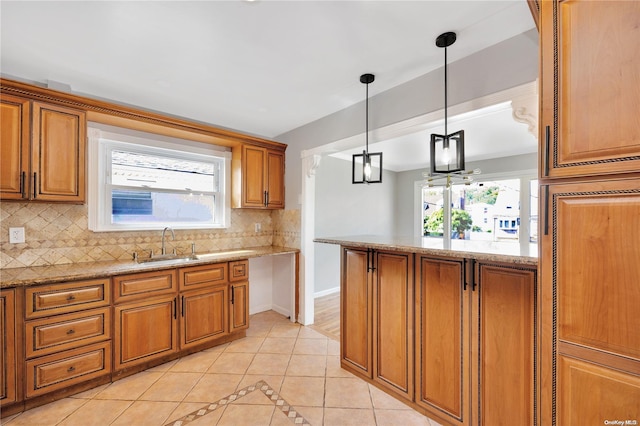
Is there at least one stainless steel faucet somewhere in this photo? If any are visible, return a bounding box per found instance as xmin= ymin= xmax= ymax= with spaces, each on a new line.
xmin=161 ymin=227 xmax=175 ymax=255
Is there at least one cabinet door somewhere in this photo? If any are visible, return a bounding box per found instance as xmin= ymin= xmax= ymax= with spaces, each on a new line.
xmin=541 ymin=178 xmax=640 ymax=423
xmin=230 ymin=281 xmax=249 ymax=332
xmin=0 ymin=289 xmax=17 ymax=406
xmin=341 ymin=247 xmax=372 ymax=377
xmin=180 ymin=286 xmax=228 ymax=350
xmin=557 ymin=355 xmax=640 ymax=425
xmin=373 ymin=251 xmax=413 ymax=400
xmin=540 ymin=0 xmax=640 ymax=178
xmin=114 ymin=295 xmax=177 ymax=370
xmin=0 ymin=95 xmax=30 ymax=200
xmin=266 ymin=150 xmax=284 ymax=209
xmin=242 ymin=145 xmax=267 ymax=208
xmin=472 ymin=264 xmax=537 ymax=426
xmin=415 ymin=256 xmax=468 ymax=425
xmin=31 ymin=101 xmax=86 ymax=202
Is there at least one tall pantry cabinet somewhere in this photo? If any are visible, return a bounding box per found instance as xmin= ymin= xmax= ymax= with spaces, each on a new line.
xmin=538 ymin=1 xmax=640 ymax=424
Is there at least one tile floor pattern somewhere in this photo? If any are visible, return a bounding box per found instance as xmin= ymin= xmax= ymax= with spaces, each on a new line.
xmin=3 ymin=311 xmax=441 ymax=426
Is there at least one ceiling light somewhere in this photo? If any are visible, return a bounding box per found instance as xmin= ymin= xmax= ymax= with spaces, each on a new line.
xmin=426 ymin=32 xmax=480 ymax=188
xmin=352 ymin=73 xmax=383 ymax=184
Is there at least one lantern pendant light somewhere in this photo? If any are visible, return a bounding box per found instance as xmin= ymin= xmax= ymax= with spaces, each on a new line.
xmin=430 ymin=32 xmax=465 ymax=175
xmin=352 ymin=73 xmax=383 ymax=184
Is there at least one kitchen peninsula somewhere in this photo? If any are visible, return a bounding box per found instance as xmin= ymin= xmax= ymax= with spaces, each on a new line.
xmin=315 ymin=235 xmax=538 ymax=426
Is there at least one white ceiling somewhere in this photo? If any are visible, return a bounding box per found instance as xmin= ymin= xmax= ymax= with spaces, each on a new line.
xmin=1 ymin=1 xmax=536 ymax=142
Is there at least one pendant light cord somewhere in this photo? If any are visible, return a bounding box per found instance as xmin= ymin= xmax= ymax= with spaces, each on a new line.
xmin=444 ymin=45 xmax=448 ymax=137
xmin=365 ymin=81 xmax=369 ymax=155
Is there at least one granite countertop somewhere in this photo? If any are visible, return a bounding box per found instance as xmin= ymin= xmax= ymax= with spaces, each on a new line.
xmin=0 ymin=246 xmax=299 ymax=288
xmin=314 ymin=235 xmax=538 ymax=266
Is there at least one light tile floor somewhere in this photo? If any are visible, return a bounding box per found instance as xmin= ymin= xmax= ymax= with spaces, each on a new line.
xmin=4 ymin=311 xmax=441 ymax=426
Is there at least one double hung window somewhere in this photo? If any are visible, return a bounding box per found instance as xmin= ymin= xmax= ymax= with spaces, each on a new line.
xmin=88 ymin=126 xmax=230 ymax=231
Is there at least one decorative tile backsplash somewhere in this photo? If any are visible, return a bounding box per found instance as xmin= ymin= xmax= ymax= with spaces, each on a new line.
xmin=0 ymin=202 xmax=300 ymax=269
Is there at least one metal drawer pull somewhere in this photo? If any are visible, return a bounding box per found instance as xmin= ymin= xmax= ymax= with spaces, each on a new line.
xmin=66 ymin=329 xmax=75 ymax=335
xmin=67 ymin=366 xmax=76 ymax=373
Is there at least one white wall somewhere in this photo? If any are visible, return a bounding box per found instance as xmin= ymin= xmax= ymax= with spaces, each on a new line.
xmin=314 ymin=155 xmax=396 ymax=295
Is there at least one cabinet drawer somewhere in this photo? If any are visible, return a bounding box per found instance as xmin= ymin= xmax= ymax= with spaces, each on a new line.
xmin=113 ymin=270 xmax=177 ymax=303
xmin=25 ymin=341 xmax=111 ymax=398
xmin=179 ymin=263 xmax=227 ymax=290
xmin=25 ymin=307 xmax=111 ymax=358
xmin=26 ymin=279 xmax=110 ymax=318
xmin=229 ymin=260 xmax=249 ymax=282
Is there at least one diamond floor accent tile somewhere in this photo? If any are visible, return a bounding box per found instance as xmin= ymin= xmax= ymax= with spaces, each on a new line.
xmin=164 ymin=380 xmax=310 ymax=426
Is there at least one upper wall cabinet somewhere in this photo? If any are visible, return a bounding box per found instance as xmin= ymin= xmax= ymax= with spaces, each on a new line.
xmin=232 ymin=144 xmax=285 ymax=209
xmin=0 ymin=96 xmax=86 ymax=203
xmin=1 ymin=94 xmax=30 ymax=200
xmin=540 ymin=0 xmax=640 ymax=178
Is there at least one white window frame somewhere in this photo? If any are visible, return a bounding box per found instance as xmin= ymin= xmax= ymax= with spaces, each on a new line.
xmin=88 ymin=124 xmax=231 ymax=232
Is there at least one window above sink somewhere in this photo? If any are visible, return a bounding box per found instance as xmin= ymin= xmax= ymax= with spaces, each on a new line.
xmin=87 ymin=124 xmax=231 ymax=232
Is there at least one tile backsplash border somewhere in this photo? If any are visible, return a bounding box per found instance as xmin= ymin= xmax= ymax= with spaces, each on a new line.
xmin=0 ymin=202 xmax=300 ymax=269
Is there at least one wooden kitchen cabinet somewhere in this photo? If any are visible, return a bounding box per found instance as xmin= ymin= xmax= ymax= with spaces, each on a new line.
xmin=232 ymin=144 xmax=285 ymax=209
xmin=113 ymin=270 xmax=178 ymax=370
xmin=471 ymin=262 xmax=537 ymax=426
xmin=22 ymin=279 xmax=112 ymax=400
xmin=230 ymin=281 xmax=249 ymax=332
xmin=539 ymin=2 xmax=640 ymax=422
xmin=556 ymin=355 xmax=640 ymax=425
xmin=415 ymin=256 xmax=468 ymax=424
xmin=229 ymin=260 xmax=249 ymax=333
xmin=25 ymin=341 xmax=111 ymax=398
xmin=415 ymin=257 xmax=537 ymax=426
xmin=539 ymin=0 xmax=640 ymax=178
xmin=540 ymin=178 xmax=640 ymax=424
xmin=341 ymin=247 xmax=372 ymax=377
xmin=341 ymin=247 xmax=413 ymax=401
xmin=179 ymin=260 xmax=250 ymax=347
xmin=0 ymin=96 xmax=86 ymax=202
xmin=0 ymin=94 xmax=30 ymax=200
xmin=114 ymin=294 xmax=178 ymax=370
xmin=180 ymin=285 xmax=228 ymax=350
xmin=0 ymin=289 xmax=18 ymax=407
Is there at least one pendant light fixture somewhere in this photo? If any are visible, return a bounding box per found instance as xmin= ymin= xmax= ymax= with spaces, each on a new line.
xmin=425 ymin=32 xmax=480 ymax=188
xmin=352 ymin=73 xmax=383 ymax=184
xmin=431 ymin=32 xmax=464 ymax=174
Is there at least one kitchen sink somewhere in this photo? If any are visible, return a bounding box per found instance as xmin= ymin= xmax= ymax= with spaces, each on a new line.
xmin=134 ymin=249 xmax=254 ymax=264
xmin=135 ymin=254 xmax=197 ymax=264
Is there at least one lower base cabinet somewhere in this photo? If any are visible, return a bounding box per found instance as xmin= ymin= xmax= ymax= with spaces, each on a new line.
xmin=26 ymin=341 xmax=111 ymax=398
xmin=341 ymin=247 xmax=414 ymax=400
xmin=181 ymin=285 xmax=228 ymax=349
xmin=472 ymin=262 xmax=537 ymax=426
xmin=416 ymin=258 xmax=538 ymax=425
xmin=415 ymin=256 xmax=467 ymax=424
xmin=230 ymin=281 xmax=249 ymax=332
xmin=341 ymin=246 xmax=538 ymax=425
xmin=0 ymin=289 xmax=17 ymax=407
xmin=114 ymin=295 xmax=178 ymax=370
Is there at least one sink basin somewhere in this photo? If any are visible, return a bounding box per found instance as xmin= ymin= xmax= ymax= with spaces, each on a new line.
xmin=136 ymin=254 xmax=197 ymax=264
xmin=194 ymin=249 xmax=254 ymax=260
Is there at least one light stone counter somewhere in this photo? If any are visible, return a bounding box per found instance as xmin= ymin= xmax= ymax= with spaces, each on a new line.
xmin=0 ymin=246 xmax=299 ymax=288
xmin=314 ymin=235 xmax=537 ymax=266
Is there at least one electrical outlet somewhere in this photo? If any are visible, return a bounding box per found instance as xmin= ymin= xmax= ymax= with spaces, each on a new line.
xmin=254 ymin=223 xmax=261 ymax=233
xmin=9 ymin=227 xmax=25 ymax=244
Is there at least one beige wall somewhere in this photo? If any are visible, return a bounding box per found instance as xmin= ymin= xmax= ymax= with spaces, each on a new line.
xmin=0 ymin=203 xmax=300 ymax=269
